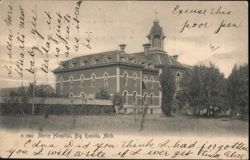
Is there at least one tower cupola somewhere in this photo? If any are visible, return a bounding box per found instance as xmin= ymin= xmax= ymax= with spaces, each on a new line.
xmin=147 ymin=19 xmax=165 ymax=51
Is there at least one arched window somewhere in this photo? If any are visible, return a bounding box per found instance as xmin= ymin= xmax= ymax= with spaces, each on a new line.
xmin=103 ymin=72 xmax=109 ymax=87
xmin=69 ymin=76 xmax=73 ymax=89
xmin=133 ymin=73 xmax=137 ymax=87
xmin=69 ymin=92 xmax=74 ymax=98
xmin=149 ymin=94 xmax=153 ymax=105
xmin=176 ymin=71 xmax=181 ymax=91
xmin=143 ymin=75 xmax=148 ymax=90
xmin=91 ymin=73 xmax=96 ymax=88
xmin=123 ymin=72 xmax=128 ymax=87
xmin=59 ymin=77 xmax=63 ymax=95
xmin=69 ymin=76 xmax=73 ymax=82
xmin=133 ymin=91 xmax=137 ymax=104
xmin=80 ymin=74 xmax=85 ymax=89
xmin=80 ymin=92 xmax=85 ymax=99
xmin=123 ymin=91 xmax=128 ymax=104
xmin=143 ymin=93 xmax=148 ymax=105
xmin=150 ymin=76 xmax=154 ymax=89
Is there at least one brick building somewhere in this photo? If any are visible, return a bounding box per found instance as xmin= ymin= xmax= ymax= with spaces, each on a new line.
xmin=53 ymin=19 xmax=188 ymax=114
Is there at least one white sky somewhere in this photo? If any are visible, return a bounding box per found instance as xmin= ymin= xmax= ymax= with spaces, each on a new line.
xmin=0 ymin=0 xmax=248 ymax=89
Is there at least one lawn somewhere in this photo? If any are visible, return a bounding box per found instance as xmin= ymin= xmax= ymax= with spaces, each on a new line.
xmin=0 ymin=114 xmax=248 ymax=137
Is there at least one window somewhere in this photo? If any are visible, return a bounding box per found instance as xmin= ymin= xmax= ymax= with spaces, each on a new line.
xmin=60 ymin=62 xmax=64 ymax=69
xmin=130 ymin=57 xmax=135 ymax=64
xmin=143 ymin=75 xmax=148 ymax=89
xmin=103 ymin=72 xmax=109 ymax=87
xmin=123 ymin=72 xmax=128 ymax=87
xmin=148 ymin=63 xmax=154 ymax=69
xmin=133 ymin=91 xmax=137 ymax=104
xmin=176 ymin=71 xmax=181 ymax=91
xmin=91 ymin=73 xmax=96 ymax=87
xmin=149 ymin=94 xmax=153 ymax=105
xmin=69 ymin=92 xmax=73 ymax=98
xmin=121 ymin=56 xmax=127 ymax=62
xmin=81 ymin=59 xmax=86 ymax=66
xmin=103 ymin=56 xmax=109 ymax=63
xmin=150 ymin=76 xmax=154 ymax=89
xmin=69 ymin=76 xmax=73 ymax=89
xmin=80 ymin=92 xmax=85 ymax=99
xmin=133 ymin=73 xmax=137 ymax=87
xmin=59 ymin=77 xmax=63 ymax=95
xmin=91 ymin=57 xmax=96 ymax=64
xmin=143 ymin=93 xmax=148 ymax=105
xmin=123 ymin=91 xmax=128 ymax=104
xmin=80 ymin=74 xmax=85 ymax=89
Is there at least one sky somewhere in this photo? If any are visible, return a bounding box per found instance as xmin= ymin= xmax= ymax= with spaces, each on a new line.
xmin=0 ymin=0 xmax=248 ymax=89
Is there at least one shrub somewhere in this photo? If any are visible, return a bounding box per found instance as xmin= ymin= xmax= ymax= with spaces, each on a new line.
xmin=95 ymin=88 xmax=110 ymax=99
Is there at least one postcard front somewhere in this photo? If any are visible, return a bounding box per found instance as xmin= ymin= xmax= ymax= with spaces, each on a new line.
xmin=0 ymin=0 xmax=248 ymax=159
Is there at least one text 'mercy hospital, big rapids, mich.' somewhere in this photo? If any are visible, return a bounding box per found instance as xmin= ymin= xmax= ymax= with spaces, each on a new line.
xmin=52 ymin=19 xmax=190 ymax=114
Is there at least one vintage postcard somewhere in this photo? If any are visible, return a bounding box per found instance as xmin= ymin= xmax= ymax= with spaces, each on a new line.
xmin=0 ymin=0 xmax=248 ymax=159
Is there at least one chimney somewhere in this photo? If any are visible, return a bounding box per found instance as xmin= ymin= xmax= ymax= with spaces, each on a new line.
xmin=172 ymin=55 xmax=178 ymax=60
xmin=143 ymin=43 xmax=151 ymax=56
xmin=119 ymin=44 xmax=126 ymax=52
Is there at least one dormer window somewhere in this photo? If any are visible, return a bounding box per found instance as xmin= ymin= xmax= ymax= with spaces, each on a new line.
xmin=69 ymin=60 xmax=77 ymax=68
xmin=103 ymin=56 xmax=109 ymax=63
xmin=60 ymin=62 xmax=64 ymax=69
xmin=121 ymin=56 xmax=127 ymax=62
xmin=91 ymin=57 xmax=96 ymax=64
xmin=129 ymin=57 xmax=135 ymax=64
xmin=81 ymin=59 xmax=87 ymax=66
xmin=148 ymin=63 xmax=154 ymax=68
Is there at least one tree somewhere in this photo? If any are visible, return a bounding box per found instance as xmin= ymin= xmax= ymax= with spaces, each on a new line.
xmin=227 ymin=64 xmax=249 ymax=117
xmin=177 ymin=63 xmax=227 ymax=116
xmin=160 ymin=67 xmax=176 ymax=116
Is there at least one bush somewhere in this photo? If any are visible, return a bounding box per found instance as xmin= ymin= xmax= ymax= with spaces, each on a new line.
xmin=95 ymin=88 xmax=110 ymax=99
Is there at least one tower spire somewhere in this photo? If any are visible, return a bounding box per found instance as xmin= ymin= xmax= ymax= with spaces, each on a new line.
xmin=147 ymin=19 xmax=165 ymax=51
xmin=154 ymin=11 xmax=159 ymax=22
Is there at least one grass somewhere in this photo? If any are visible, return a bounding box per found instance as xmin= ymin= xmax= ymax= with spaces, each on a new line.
xmin=0 ymin=114 xmax=248 ymax=137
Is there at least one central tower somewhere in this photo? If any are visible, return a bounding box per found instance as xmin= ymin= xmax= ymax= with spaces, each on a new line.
xmin=147 ymin=19 xmax=166 ymax=51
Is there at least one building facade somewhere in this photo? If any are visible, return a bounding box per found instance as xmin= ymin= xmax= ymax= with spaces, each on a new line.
xmin=53 ymin=20 xmax=188 ymax=114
